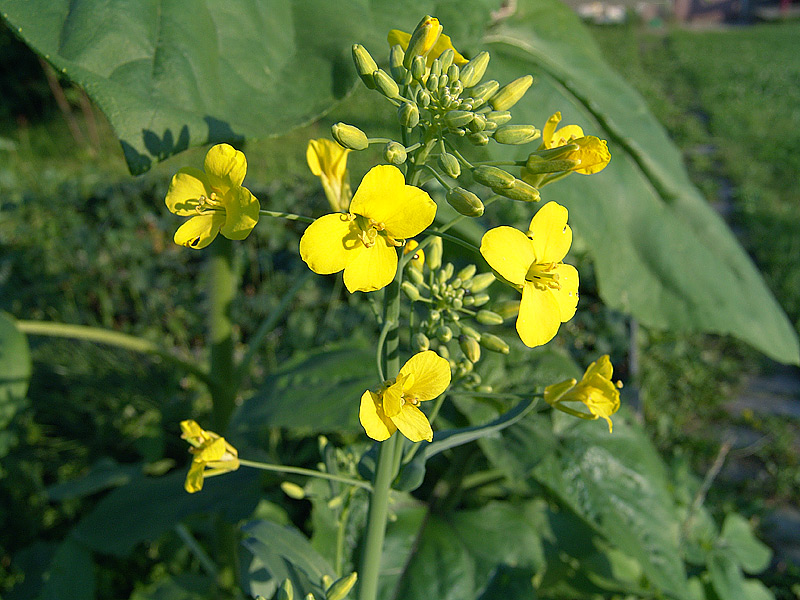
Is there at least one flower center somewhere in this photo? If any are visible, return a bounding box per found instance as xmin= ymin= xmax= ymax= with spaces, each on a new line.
xmin=353 ymin=214 xmax=402 ymax=248
xmin=525 ymin=261 xmax=561 ymax=291
xmin=195 ymin=191 xmax=225 ymax=215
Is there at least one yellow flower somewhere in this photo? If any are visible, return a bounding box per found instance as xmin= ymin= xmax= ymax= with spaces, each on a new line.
xmin=299 ymin=165 xmax=436 ymax=293
xmin=539 ymin=111 xmax=611 ymax=175
xmin=307 ymin=139 xmax=352 ymax=212
xmin=359 ymin=350 xmax=451 ymax=442
xmin=403 ymin=239 xmax=425 ymax=270
xmin=180 ymin=420 xmax=240 ymax=493
xmin=388 ymin=19 xmax=467 ymax=68
xmin=165 ymin=144 xmax=260 ymax=249
xmin=480 ymin=201 xmax=579 ymax=347
xmin=544 ymin=355 xmax=621 ymax=432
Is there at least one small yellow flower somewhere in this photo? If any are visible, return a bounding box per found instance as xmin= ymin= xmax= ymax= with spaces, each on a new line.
xmin=299 ymin=165 xmax=436 ymax=293
xmin=480 ymin=201 xmax=579 ymax=348
xmin=180 ymin=420 xmax=240 ymax=493
xmin=539 ymin=111 xmax=610 ymax=175
xmin=544 ymin=355 xmax=621 ymax=432
xmin=388 ymin=19 xmax=467 ymax=68
xmin=307 ymin=139 xmax=352 ymax=212
xmin=404 ymin=239 xmax=425 ymax=270
xmin=165 ymin=144 xmax=260 ymax=249
xmin=359 ymin=350 xmax=451 ymax=442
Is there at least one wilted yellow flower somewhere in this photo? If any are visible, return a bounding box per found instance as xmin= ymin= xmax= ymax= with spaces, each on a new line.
xmin=544 ymin=355 xmax=621 ymax=432
xmin=180 ymin=420 xmax=240 ymax=493
xmin=388 ymin=18 xmax=467 ymax=68
xmin=307 ymin=139 xmax=352 ymax=212
xmin=480 ymin=202 xmax=579 ymax=347
xmin=360 ymin=350 xmax=451 ymax=442
xmin=539 ymin=111 xmax=610 ymax=175
xmin=165 ymin=144 xmax=260 ymax=249
xmin=299 ymin=165 xmax=436 ymax=293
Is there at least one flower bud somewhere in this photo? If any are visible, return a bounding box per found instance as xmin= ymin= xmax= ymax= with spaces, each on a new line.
xmin=407 ymin=264 xmax=424 ymax=285
xmin=436 ymin=325 xmax=453 ymax=343
xmin=384 ymin=141 xmax=407 ymax=165
xmin=398 ymin=102 xmax=420 ymax=128
xmin=437 ymin=74 xmax=449 ymax=89
xmin=523 ymin=156 xmax=582 ymax=174
xmin=461 ymin=325 xmax=481 ymax=341
xmin=494 ymin=299 xmax=521 ymax=320
xmin=326 ymin=573 xmax=358 ymax=600
xmin=459 ymin=335 xmax=481 ymax=363
xmin=439 ymin=48 xmax=455 ymax=72
xmin=281 ymin=481 xmax=306 ymax=499
xmin=468 ymin=272 xmax=495 ymax=292
xmin=444 ymin=110 xmax=474 ymax=129
xmin=446 ymin=187 xmax=484 ymax=217
xmin=401 ymin=281 xmax=422 ymax=302
xmin=480 ymin=333 xmax=510 ymax=354
xmin=374 ymin=68 xmax=400 ymax=99
xmin=447 ymin=64 xmax=460 ymax=84
xmin=426 ymin=74 xmax=439 ymax=92
xmin=469 ymin=80 xmax=499 ymax=106
xmin=467 ymin=114 xmax=487 ymax=132
xmin=476 ymin=309 xmax=504 ymax=325
xmin=457 ymin=264 xmax=477 ymax=281
xmin=473 ymin=165 xmax=515 ymax=189
xmin=459 ymin=51 xmax=490 ymax=88
xmin=494 ymin=124 xmax=541 ymax=145
xmin=486 ymin=110 xmax=513 ymax=125
xmin=438 ymin=344 xmax=450 ymax=360
xmin=411 ymin=55 xmax=427 ymax=81
xmin=471 ymin=292 xmax=490 ymax=307
xmin=496 ymin=178 xmax=541 ymax=202
xmin=426 ymin=236 xmax=443 ymax=270
xmin=438 ymin=153 xmax=461 ymax=178
xmin=389 ymin=44 xmax=406 ymax=82
xmin=417 ymin=88 xmax=431 ymax=107
xmin=352 ymin=44 xmax=378 ymax=89
xmin=413 ymin=332 xmax=430 ymax=352
xmin=441 ymin=262 xmax=454 ymax=281
xmin=490 ymin=75 xmax=533 ymax=111
xmin=278 ymin=579 xmax=294 ymax=600
xmin=467 ymin=132 xmax=489 ymax=146
xmin=331 ymin=123 xmax=368 ymax=150
xmin=404 ymin=16 xmax=443 ymax=68
xmin=430 ymin=59 xmax=442 ymax=79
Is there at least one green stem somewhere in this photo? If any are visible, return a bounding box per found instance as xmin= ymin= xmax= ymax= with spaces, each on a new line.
xmin=16 ymin=320 xmax=210 ymax=385
xmin=237 ymin=459 xmax=372 ymax=492
xmin=209 ymin=237 xmax=237 ymax=434
xmin=420 ymin=164 xmax=453 ymax=189
xmin=175 ymin=523 xmax=219 ymax=578
xmin=424 ymin=229 xmax=480 ymax=254
xmin=335 ymin=489 xmax=355 ymax=577
xmin=258 ymin=209 xmax=315 ymax=224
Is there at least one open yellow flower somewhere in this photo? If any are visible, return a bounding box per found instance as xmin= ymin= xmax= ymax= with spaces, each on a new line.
xmin=544 ymin=355 xmax=621 ymax=432
xmin=480 ymin=201 xmax=579 ymax=348
xmin=360 ymin=350 xmax=451 ymax=442
xmin=539 ymin=111 xmax=610 ymax=175
xmin=165 ymin=144 xmax=260 ymax=249
xmin=180 ymin=420 xmax=240 ymax=493
xmin=299 ymin=165 xmax=436 ymax=293
xmin=307 ymin=139 xmax=352 ymax=212
xmin=388 ymin=18 xmax=467 ymax=67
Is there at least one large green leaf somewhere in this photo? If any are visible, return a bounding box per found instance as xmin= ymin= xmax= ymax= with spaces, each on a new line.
xmin=482 ymin=0 xmax=799 ymax=364
xmin=38 ymin=537 xmax=95 ymax=600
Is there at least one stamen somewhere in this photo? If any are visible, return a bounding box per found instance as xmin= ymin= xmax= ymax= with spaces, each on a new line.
xmin=525 ymin=261 xmax=561 ymax=290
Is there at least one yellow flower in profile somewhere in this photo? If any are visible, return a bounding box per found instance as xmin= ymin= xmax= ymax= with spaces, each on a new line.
xmin=360 ymin=350 xmax=451 ymax=442
xmin=307 ymin=139 xmax=352 ymax=212
xmin=180 ymin=420 xmax=240 ymax=493
xmin=480 ymin=201 xmax=579 ymax=348
xmin=544 ymin=355 xmax=621 ymax=432
xmin=299 ymin=165 xmax=436 ymax=293
xmin=388 ymin=18 xmax=468 ymax=67
xmin=165 ymin=144 xmax=260 ymax=249
xmin=540 ymin=111 xmax=610 ymax=175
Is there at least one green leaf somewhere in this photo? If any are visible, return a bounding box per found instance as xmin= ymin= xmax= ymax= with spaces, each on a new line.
xmin=0 ymin=311 xmax=31 ymax=430
xmin=38 ymin=537 xmax=94 ymax=600
xmin=708 ymin=551 xmax=750 ymax=600
xmin=46 ymin=457 xmax=139 ymax=501
xmin=129 ymin=574 xmax=214 ymax=600
xmin=718 ymin=513 xmax=772 ymax=575
xmin=483 ymin=0 xmax=799 ymax=364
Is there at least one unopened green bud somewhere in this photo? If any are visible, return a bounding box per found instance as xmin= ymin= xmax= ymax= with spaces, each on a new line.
xmin=384 ymin=141 xmax=407 ymax=165
xmin=523 ymin=155 xmax=582 ymax=174
xmin=438 ymin=344 xmax=450 ymax=360
xmin=461 ymin=325 xmax=481 ymax=341
xmin=480 ymin=333 xmax=510 ymax=354
xmin=404 ymin=15 xmax=443 ymax=68
xmin=389 ymin=44 xmax=406 ymax=82
xmin=326 ymin=573 xmax=358 ymax=600
xmin=490 ymin=75 xmax=533 ymax=111
xmin=281 ymin=481 xmax=305 ymax=499
xmin=495 ymin=299 xmax=521 ymax=320
xmin=439 ymin=48 xmax=455 ymax=71
xmin=430 ymin=59 xmax=442 ymax=79
xmin=446 ymin=187 xmax=484 ymax=217
xmin=426 ymin=236 xmax=443 ymax=270
xmin=407 ymin=265 xmax=424 ymax=285
xmin=444 ymin=110 xmax=474 ymax=129
xmin=459 ymin=336 xmax=481 ymax=363
xmin=437 ymin=74 xmax=449 ymax=89
xmin=442 ymin=262 xmax=454 ymax=281
xmin=468 ymin=114 xmax=486 ymax=132
xmin=398 ymin=102 xmax=420 ymax=128
xmin=459 ymin=51 xmax=490 ymax=88
xmin=352 ymin=44 xmax=378 ymax=89
xmin=438 ymin=153 xmax=461 ymax=179
xmin=304 ymin=595 xmax=315 ymax=600
xmin=457 ymin=264 xmax=477 ymax=281
xmin=486 ymin=111 xmax=513 ymax=125
xmin=473 ymin=165 xmax=515 ymax=189
xmin=417 ymin=88 xmax=431 ymax=107
xmin=496 ymin=178 xmax=541 ymax=202
xmin=374 ymin=68 xmax=400 ymax=99
xmin=468 ymin=272 xmax=495 ymax=292
xmin=467 ymin=132 xmax=489 ymax=146
xmin=411 ymin=55 xmax=427 ymax=81
xmin=470 ymin=80 xmax=500 ymax=105
xmin=476 ymin=309 xmax=504 ymax=325
xmin=401 ymin=281 xmax=421 ymax=302
xmin=413 ymin=332 xmax=430 ymax=352
xmin=436 ymin=325 xmax=453 ymax=343
xmin=494 ymin=124 xmax=541 ymax=145
xmin=471 ymin=292 xmax=490 ymax=307
xmin=426 ymin=74 xmax=439 ymax=92
xmin=278 ymin=579 xmax=294 ymax=600
xmin=447 ymin=64 xmax=460 ymax=83
xmin=452 ymin=297 xmax=463 ymax=310
xmin=331 ymin=123 xmax=368 ymax=150
xmin=449 ymin=81 xmax=464 ymax=97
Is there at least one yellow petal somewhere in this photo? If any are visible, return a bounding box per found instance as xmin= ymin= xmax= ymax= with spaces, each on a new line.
xmin=307 ymin=138 xmax=350 ymax=180
xmin=204 ymin=143 xmax=247 ymax=193
xmin=299 ymin=213 xmax=360 ymax=275
xmin=585 ymin=355 xmax=613 ymax=380
xmin=359 ymin=390 xmax=396 ymax=441
xmin=552 ymin=124 xmax=585 ymax=146
xmin=165 ymin=168 xmax=211 ymax=216
xmin=528 ymin=202 xmax=572 ymax=264
xmin=399 ymin=350 xmax=451 ymax=402
xmin=568 ymin=136 xmax=611 ymax=175
xmin=180 ymin=420 xmax=205 ymax=441
xmin=542 ymin=112 xmax=561 ymax=148
xmin=516 ymin=282 xmax=561 ymax=347
xmin=387 ymin=29 xmax=411 ymax=49
xmin=544 ymin=378 xmax=578 ymax=405
xmin=349 ymin=165 xmax=436 ymax=240
xmin=185 ymin=461 xmax=206 ymax=493
xmin=195 ymin=438 xmax=227 ymax=462
xmin=427 ymin=31 xmax=468 ymax=66
xmin=221 ymin=186 xmax=260 ymax=240
xmin=382 ymin=380 xmax=405 ymax=417
xmin=174 ymin=214 xmax=225 ymax=249
xmin=391 ymin=404 xmax=433 ymax=442
xmin=551 ymin=263 xmax=579 ymax=322
xmin=480 ymin=226 xmax=535 ymax=286
xmin=343 ymin=238 xmax=398 ymax=293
